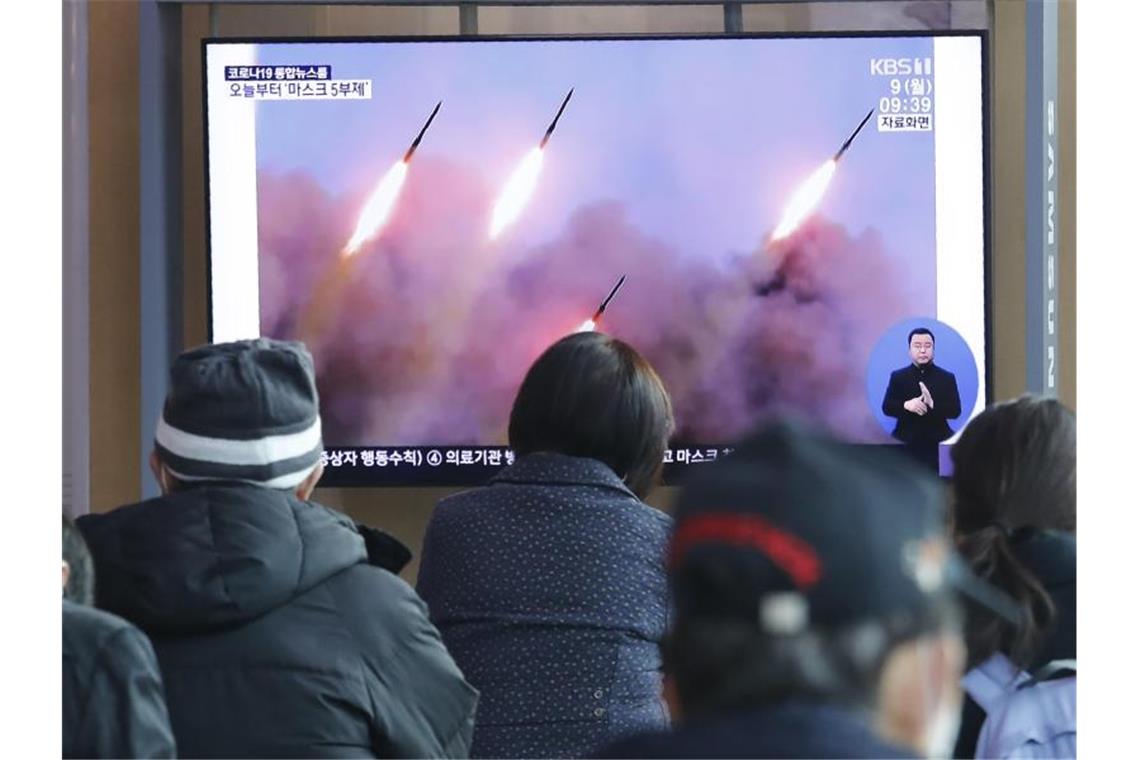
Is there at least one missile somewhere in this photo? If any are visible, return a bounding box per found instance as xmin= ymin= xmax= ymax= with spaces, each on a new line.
xmin=833 ymin=108 xmax=874 ymax=162
xmin=403 ymin=101 xmax=442 ymax=162
xmin=539 ymin=88 xmax=574 ymax=149
xmin=592 ymin=274 xmax=627 ymax=321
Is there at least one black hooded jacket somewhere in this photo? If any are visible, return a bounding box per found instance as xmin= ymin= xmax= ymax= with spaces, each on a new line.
xmin=78 ymin=484 xmax=478 ymax=758
xmin=63 ymin=599 xmax=177 ymax=758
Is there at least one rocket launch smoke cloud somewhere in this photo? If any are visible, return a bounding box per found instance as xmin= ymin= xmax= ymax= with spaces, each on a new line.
xmin=258 ymin=157 xmax=926 ymax=447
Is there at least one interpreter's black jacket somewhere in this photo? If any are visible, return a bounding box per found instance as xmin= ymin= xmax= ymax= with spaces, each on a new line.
xmin=79 ymin=484 xmax=478 ymax=758
xmin=882 ymin=361 xmax=962 ymax=444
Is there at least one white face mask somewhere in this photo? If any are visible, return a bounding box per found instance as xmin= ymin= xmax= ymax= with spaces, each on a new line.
xmin=917 ymin=636 xmax=963 ymax=759
xmin=924 ymin=702 xmax=962 ymax=759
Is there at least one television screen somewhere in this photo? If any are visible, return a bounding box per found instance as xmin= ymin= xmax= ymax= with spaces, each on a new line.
xmin=204 ymin=33 xmax=988 ymax=485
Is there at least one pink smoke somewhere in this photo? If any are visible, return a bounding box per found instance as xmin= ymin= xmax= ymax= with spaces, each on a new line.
xmin=256 ymin=162 xmax=922 ymax=447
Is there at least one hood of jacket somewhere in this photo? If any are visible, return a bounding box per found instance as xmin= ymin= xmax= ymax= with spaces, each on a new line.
xmin=79 ymin=484 xmax=379 ymax=634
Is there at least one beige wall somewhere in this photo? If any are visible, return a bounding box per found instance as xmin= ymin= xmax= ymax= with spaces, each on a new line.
xmin=989 ymin=0 xmax=1077 ymax=407
xmin=89 ymin=1 xmax=141 ymax=512
xmin=991 ymin=0 xmax=1027 ymax=402
xmin=87 ymin=2 xmax=1077 ymax=581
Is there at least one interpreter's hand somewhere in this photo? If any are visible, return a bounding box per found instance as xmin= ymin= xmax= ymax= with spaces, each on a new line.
xmin=919 ymin=381 xmax=934 ymax=409
xmin=904 ymin=397 xmax=929 ymax=415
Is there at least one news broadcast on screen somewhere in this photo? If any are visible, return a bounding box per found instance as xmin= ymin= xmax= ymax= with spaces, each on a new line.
xmin=204 ymin=33 xmax=988 ymax=485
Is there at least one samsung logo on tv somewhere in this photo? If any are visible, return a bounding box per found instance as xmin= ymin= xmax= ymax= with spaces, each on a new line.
xmin=870 ymin=58 xmax=932 ymax=76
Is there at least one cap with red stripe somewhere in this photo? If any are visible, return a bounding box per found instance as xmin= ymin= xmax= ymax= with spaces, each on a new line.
xmin=669 ymin=419 xmax=953 ymax=635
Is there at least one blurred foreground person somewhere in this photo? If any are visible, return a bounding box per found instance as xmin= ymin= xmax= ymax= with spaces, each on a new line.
xmin=63 ymin=516 xmax=175 ymax=758
xmin=600 ymin=420 xmax=971 ymax=759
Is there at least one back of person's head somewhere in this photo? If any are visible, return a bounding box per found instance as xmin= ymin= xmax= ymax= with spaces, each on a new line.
xmin=665 ymin=419 xmax=968 ymax=756
xmin=508 ymin=331 xmax=674 ymax=498
xmin=950 ymin=395 xmax=1075 ymax=668
xmin=62 ymin=515 xmax=95 ymax=605
xmin=150 ymin=338 xmax=325 ymax=500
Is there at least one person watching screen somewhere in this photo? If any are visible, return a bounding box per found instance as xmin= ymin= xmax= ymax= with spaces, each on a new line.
xmin=418 ymin=331 xmax=675 ymax=758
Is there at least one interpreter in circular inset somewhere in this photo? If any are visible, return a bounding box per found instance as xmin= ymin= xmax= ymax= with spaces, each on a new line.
xmin=866 ymin=319 xmax=979 ymax=472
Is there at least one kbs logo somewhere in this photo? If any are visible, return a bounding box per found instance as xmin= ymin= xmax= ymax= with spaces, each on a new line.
xmin=870 ymin=57 xmax=932 ymax=76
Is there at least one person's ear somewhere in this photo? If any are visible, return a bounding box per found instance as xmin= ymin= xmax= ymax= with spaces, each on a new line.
xmin=62 ymin=560 xmax=70 ymax=594
xmin=663 ymin=672 xmax=682 ymax=722
xmin=295 ymin=461 xmax=325 ymax=502
xmin=149 ymin=450 xmax=175 ymax=495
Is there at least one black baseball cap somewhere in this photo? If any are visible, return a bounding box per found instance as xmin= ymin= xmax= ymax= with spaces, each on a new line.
xmin=669 ymin=418 xmax=1017 ymax=637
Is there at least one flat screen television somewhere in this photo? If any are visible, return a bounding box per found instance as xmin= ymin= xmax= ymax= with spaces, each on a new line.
xmin=203 ymin=32 xmax=989 ymax=486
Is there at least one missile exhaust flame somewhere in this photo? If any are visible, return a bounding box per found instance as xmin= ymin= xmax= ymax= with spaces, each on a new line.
xmin=344 ymin=102 xmax=441 ymax=256
xmin=344 ymin=160 xmax=409 ymax=255
xmin=490 ymin=147 xmax=545 ymax=239
xmin=489 ymin=89 xmax=573 ymax=239
xmin=769 ymin=109 xmax=873 ymax=242
xmin=575 ymin=318 xmax=597 ymax=333
xmin=770 ymin=159 xmax=836 ymax=242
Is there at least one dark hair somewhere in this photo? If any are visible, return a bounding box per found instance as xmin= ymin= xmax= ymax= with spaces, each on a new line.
xmin=62 ymin=515 xmax=95 ymax=606
xmin=908 ymin=327 xmax=934 ymax=345
xmin=950 ymin=395 xmax=1075 ymax=668
xmin=508 ymin=332 xmax=674 ymax=498
xmin=663 ymin=604 xmax=959 ymax=718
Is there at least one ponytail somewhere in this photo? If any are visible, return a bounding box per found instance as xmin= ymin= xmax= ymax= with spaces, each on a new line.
xmin=957 ymin=524 xmax=1055 ymax=669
